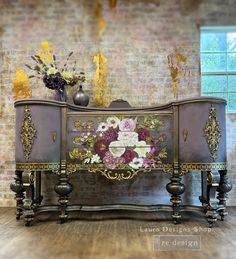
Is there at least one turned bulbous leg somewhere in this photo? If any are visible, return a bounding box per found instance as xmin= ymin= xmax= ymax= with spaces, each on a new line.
xmin=205 ymin=170 xmax=221 ymax=228
xmin=54 ymin=173 xmax=73 ymax=223
xmin=166 ymin=175 xmax=185 ymax=224
xmin=217 ymin=170 xmax=232 ymax=221
xmin=10 ymin=171 xmax=25 ymax=220
xmin=22 ymin=170 xmax=36 ymax=226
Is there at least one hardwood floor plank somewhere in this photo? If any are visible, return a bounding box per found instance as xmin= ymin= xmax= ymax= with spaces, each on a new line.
xmin=0 ymin=207 xmax=235 ymax=259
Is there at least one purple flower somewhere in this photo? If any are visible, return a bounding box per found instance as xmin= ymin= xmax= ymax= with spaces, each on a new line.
xmin=103 ymin=151 xmax=125 ymax=169
xmin=150 ymin=145 xmax=158 ymax=156
xmin=122 ymin=150 xmax=137 ymax=163
xmin=143 ymin=158 xmax=156 ymax=168
xmin=102 ymin=127 xmax=118 ymax=142
xmin=94 ymin=140 xmax=109 ymax=159
xmin=137 ymin=128 xmax=150 ymax=141
xmin=43 ymin=72 xmax=66 ymax=90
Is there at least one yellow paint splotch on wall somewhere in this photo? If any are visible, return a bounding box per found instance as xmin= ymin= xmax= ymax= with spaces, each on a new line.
xmin=109 ymin=0 xmax=117 ymax=9
xmin=167 ymin=51 xmax=187 ymax=98
xmin=93 ymin=51 xmax=110 ymax=107
xmin=12 ymin=68 xmax=32 ymax=100
xmin=95 ymin=1 xmax=106 ymax=38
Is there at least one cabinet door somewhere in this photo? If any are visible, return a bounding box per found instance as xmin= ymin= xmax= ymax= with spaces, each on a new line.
xmin=15 ymin=104 xmax=61 ymax=163
xmin=179 ymin=102 xmax=226 ymax=163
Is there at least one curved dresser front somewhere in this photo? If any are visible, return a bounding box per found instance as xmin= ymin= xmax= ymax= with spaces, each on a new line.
xmin=11 ymin=97 xmax=232 ymax=227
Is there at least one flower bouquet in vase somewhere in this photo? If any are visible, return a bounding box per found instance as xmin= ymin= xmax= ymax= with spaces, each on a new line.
xmin=25 ymin=44 xmax=85 ymax=101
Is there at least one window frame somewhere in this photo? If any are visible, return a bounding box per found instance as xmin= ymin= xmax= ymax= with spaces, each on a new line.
xmin=200 ymin=26 xmax=236 ymax=113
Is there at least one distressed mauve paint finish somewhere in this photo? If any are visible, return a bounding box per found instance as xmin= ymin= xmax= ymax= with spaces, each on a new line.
xmin=179 ymin=102 xmax=226 ymax=163
xmin=15 ymin=102 xmax=62 ymax=163
xmin=15 ymin=97 xmax=227 ymax=166
xmin=12 ymin=97 xmax=231 ymax=226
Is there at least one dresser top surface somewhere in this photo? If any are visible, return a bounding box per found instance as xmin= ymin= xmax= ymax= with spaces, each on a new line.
xmin=14 ymin=96 xmax=227 ymax=111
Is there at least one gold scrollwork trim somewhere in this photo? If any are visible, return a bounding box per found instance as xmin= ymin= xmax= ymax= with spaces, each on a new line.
xmin=16 ymin=163 xmax=60 ymax=171
xmin=180 ymin=163 xmax=227 ymax=175
xmin=88 ymin=168 xmax=152 ymax=181
xmin=204 ymin=105 xmax=221 ymax=162
xmin=67 ymin=163 xmax=173 ymax=180
xmin=20 ymin=106 xmax=37 ymax=162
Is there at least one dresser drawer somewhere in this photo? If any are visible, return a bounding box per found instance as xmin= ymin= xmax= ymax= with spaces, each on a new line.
xmin=67 ymin=112 xmax=173 ymax=170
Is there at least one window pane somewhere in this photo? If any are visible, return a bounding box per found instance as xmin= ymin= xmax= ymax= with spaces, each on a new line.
xmin=227 ymin=32 xmax=236 ymax=51
xmin=227 ymin=93 xmax=236 ymax=112
xmin=201 ymin=32 xmax=226 ymax=52
xmin=227 ymin=53 xmax=236 ymax=71
xmin=202 ymin=75 xmax=227 ymax=92
xmin=201 ymin=53 xmax=226 ymax=72
xmin=228 ymin=75 xmax=236 ymax=92
xmin=200 ymin=28 xmax=236 ymax=113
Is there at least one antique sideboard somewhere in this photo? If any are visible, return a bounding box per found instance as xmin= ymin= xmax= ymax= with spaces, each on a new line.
xmin=10 ymin=97 xmax=232 ymax=227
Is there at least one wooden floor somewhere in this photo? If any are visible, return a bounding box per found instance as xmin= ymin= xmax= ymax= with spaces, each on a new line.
xmin=0 ymin=207 xmax=235 ymax=259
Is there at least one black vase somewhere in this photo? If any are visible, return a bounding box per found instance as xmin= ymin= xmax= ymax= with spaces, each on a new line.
xmin=73 ymin=85 xmax=89 ymax=106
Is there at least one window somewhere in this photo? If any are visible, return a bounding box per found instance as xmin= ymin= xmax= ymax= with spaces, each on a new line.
xmin=200 ymin=26 xmax=236 ymax=112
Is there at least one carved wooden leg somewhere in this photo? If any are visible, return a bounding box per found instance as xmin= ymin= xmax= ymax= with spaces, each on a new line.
xmin=199 ymin=171 xmax=208 ymax=206
xmin=205 ymin=170 xmax=220 ymax=228
xmin=22 ymin=171 xmax=35 ymax=226
xmin=166 ymin=172 xmax=185 ymax=224
xmin=10 ymin=170 xmax=25 ymax=220
xmin=35 ymin=171 xmax=43 ymax=206
xmin=54 ymin=172 xmax=72 ymax=224
xmin=217 ymin=170 xmax=232 ymax=221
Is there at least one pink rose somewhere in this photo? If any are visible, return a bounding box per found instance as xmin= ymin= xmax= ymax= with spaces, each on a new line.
xmin=119 ymin=118 xmax=136 ymax=132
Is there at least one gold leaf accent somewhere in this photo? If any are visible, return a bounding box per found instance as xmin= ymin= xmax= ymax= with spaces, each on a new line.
xmin=16 ymin=163 xmax=60 ymax=171
xmin=109 ymin=0 xmax=117 ymax=9
xmin=167 ymin=51 xmax=187 ymax=98
xmin=20 ymin=106 xmax=37 ymax=161
xmin=204 ymin=105 xmax=221 ymax=162
xmin=67 ymin=163 xmax=174 ymax=179
xmin=95 ymin=1 xmax=106 ymax=38
xmin=12 ymin=68 xmax=32 ymax=100
xmin=93 ymin=51 xmax=110 ymax=107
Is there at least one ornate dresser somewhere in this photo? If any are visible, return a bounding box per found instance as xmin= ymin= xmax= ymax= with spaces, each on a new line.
xmin=10 ymin=97 xmax=232 ymax=227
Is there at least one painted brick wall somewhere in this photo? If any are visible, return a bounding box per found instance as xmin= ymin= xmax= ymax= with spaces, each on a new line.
xmin=0 ymin=0 xmax=236 ymax=206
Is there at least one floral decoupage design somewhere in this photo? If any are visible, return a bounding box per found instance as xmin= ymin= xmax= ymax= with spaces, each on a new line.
xmin=69 ymin=115 xmax=168 ymax=171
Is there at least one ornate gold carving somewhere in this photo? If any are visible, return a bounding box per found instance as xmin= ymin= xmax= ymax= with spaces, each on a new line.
xmin=20 ymin=106 xmax=37 ymax=161
xmin=16 ymin=163 xmax=60 ymax=171
xmin=90 ymin=168 xmax=152 ymax=181
xmin=180 ymin=163 xmax=227 ymax=175
xmin=67 ymin=163 xmax=173 ymax=179
xmin=204 ymin=105 xmax=221 ymax=161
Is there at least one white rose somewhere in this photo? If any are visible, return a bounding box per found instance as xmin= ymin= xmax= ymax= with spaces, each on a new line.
xmin=109 ymin=141 xmax=126 ymax=157
xmin=117 ymin=131 xmax=139 ymax=147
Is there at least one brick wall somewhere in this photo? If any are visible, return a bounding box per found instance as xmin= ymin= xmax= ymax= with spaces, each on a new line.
xmin=0 ymin=0 xmax=236 ymax=206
